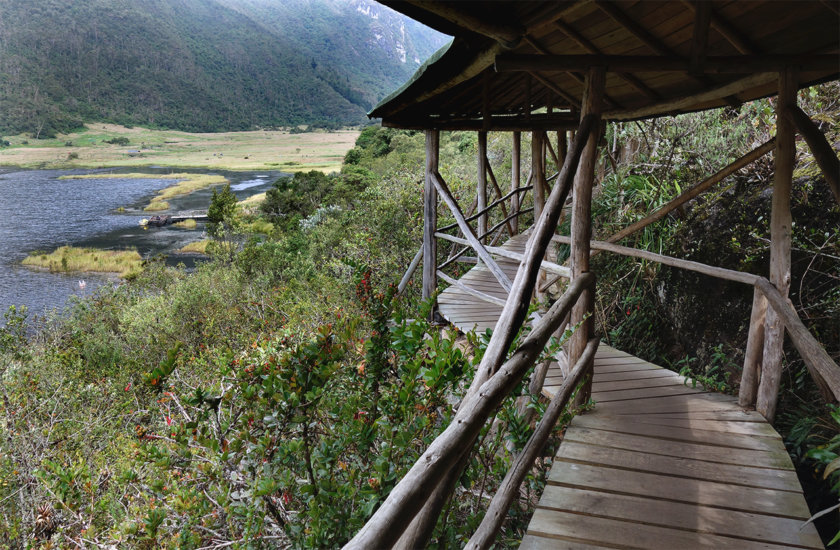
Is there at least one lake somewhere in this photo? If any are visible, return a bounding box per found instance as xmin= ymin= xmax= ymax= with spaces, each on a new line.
xmin=0 ymin=166 xmax=283 ymax=325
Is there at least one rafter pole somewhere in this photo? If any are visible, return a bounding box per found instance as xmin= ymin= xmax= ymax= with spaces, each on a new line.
xmin=554 ymin=19 xmax=659 ymax=99
xmin=569 ymin=67 xmax=605 ymax=405
xmin=757 ymin=68 xmax=798 ymax=422
xmin=681 ymin=0 xmax=758 ymax=55
xmin=785 ymin=104 xmax=840 ymax=204
xmin=689 ymin=0 xmax=712 ymax=74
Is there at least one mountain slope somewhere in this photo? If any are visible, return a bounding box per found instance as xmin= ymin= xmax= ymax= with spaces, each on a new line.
xmin=0 ymin=0 xmax=447 ymax=136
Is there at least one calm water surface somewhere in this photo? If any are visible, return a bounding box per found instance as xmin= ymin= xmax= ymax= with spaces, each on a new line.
xmin=0 ymin=166 xmax=282 ymax=324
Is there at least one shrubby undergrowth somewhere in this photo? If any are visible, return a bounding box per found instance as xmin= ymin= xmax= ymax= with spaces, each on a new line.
xmin=1 ymin=125 xmax=561 ymax=548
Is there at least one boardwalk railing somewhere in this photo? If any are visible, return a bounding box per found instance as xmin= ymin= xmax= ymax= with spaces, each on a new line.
xmin=344 ymin=273 xmax=596 ymax=549
xmin=550 ymin=235 xmax=840 ymax=417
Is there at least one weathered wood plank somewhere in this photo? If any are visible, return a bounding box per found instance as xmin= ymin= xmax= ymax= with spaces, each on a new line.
xmin=536 ymin=486 xmax=822 ymax=548
xmin=571 ymin=415 xmax=782 ymax=452
xmin=561 ymin=427 xmax=794 ymax=470
xmin=527 ymin=508 xmax=795 ymax=549
xmin=546 ymin=462 xmax=810 ymax=518
xmin=591 ymin=375 xmax=689 ymax=392
xmin=519 ymin=534 xmax=611 ymax=550
xmin=557 ymin=440 xmax=801 ymax=492
xmin=591 ymin=383 xmax=708 ymax=402
xmin=591 ymin=369 xmax=680 ymax=382
xmin=623 ymin=416 xmax=781 ymax=438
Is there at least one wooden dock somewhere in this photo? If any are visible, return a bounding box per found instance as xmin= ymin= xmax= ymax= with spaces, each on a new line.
xmin=435 ymin=239 xmax=823 ymax=550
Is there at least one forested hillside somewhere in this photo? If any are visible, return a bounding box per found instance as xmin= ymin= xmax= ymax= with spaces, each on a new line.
xmin=0 ymin=0 xmax=446 ymax=136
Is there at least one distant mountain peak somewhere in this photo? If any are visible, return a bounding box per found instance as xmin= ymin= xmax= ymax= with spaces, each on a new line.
xmin=0 ymin=0 xmax=447 ymax=135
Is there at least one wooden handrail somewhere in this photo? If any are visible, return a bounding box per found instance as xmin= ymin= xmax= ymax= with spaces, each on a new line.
xmin=550 ymin=235 xmax=840 ymax=404
xmin=466 ymin=337 xmax=599 ymax=550
xmin=343 ymin=273 xmax=594 ymax=549
xmin=432 ymin=171 xmax=513 ymax=292
xmin=438 ymin=185 xmax=532 ymax=232
xmin=439 ymin=232 xmax=571 ymax=277
xmin=397 ymin=246 xmax=423 ymax=296
xmin=755 ymin=278 xmax=839 ymax=402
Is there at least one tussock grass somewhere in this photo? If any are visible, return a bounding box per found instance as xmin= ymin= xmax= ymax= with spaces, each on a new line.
xmin=22 ymin=246 xmax=142 ymax=278
xmin=62 ymin=172 xmax=228 ymax=211
xmin=243 ymin=219 xmax=274 ymax=235
xmin=144 ymin=200 xmax=170 ymax=211
xmin=174 ymin=218 xmax=197 ymax=229
xmin=238 ymin=192 xmax=266 ymax=208
xmin=177 ymin=240 xmax=211 ymax=254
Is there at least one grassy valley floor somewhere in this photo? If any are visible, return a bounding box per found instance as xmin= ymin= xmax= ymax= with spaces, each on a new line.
xmin=0 ymin=123 xmax=360 ymax=173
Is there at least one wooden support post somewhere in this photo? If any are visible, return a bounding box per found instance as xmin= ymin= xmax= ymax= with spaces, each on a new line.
xmin=570 ymin=67 xmax=605 ymax=406
xmin=511 ymin=131 xmax=521 ymax=234
xmin=478 ymin=131 xmax=488 ymax=241
xmin=785 ymin=104 xmax=840 ymax=205
xmin=532 ymin=130 xmax=547 ymax=302
xmin=558 ymin=130 xmax=568 ymax=167
xmin=532 ymin=130 xmax=546 ymax=220
xmin=757 ymin=69 xmax=797 ymax=422
xmin=739 ymin=286 xmax=767 ymax=408
xmin=422 ymin=131 xmax=439 ymax=312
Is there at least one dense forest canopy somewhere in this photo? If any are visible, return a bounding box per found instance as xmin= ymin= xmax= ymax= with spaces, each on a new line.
xmin=0 ymin=0 xmax=447 ymax=136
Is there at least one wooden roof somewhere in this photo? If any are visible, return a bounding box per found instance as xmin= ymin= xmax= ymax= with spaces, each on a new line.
xmin=370 ymin=1 xmax=840 ymax=129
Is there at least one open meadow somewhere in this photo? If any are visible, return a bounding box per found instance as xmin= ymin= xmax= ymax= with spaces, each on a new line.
xmin=0 ymin=123 xmax=360 ymax=173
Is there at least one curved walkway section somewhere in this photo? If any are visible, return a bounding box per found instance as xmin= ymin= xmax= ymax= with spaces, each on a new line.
xmin=435 ymin=237 xmax=823 ymax=549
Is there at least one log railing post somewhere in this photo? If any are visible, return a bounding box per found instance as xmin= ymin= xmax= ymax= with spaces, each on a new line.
xmin=532 ymin=130 xmax=547 ymax=302
xmin=511 ymin=131 xmax=521 ymax=234
xmin=422 ymin=130 xmax=439 ymax=314
xmin=757 ymin=68 xmax=797 ymax=422
xmin=570 ymin=67 xmax=605 ymax=406
xmin=739 ymin=286 xmax=767 ymax=408
xmin=478 ymin=131 xmax=488 ymax=242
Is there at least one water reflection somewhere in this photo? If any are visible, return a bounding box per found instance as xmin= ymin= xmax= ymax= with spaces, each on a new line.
xmin=0 ymin=167 xmax=283 ymax=323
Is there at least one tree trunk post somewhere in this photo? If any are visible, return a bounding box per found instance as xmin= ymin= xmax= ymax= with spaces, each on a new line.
xmin=511 ymin=131 xmax=521 ymax=234
xmin=739 ymin=286 xmax=767 ymax=408
xmin=423 ymin=130 xmax=440 ymax=316
xmin=756 ymin=68 xmax=797 ymax=422
xmin=478 ymin=131 xmax=488 ymax=242
xmin=532 ymin=130 xmax=547 ymax=302
xmin=570 ymin=67 xmax=605 ymax=406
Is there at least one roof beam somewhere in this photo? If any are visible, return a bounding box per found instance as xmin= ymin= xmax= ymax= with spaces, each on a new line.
xmin=689 ymin=1 xmax=712 ymax=74
xmin=381 ymin=113 xmax=579 ymax=132
xmin=681 ymin=0 xmax=758 ymax=55
xmin=554 ymin=19 xmax=659 ymax=99
xmin=594 ymin=0 xmax=738 ymax=105
xmin=494 ymin=54 xmax=840 ymax=74
xmin=404 ymin=1 xmax=523 ymax=48
xmin=603 ymin=71 xmax=777 ymax=121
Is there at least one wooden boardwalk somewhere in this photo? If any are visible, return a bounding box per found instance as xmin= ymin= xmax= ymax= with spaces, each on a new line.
xmin=436 ymin=239 xmax=823 ymax=550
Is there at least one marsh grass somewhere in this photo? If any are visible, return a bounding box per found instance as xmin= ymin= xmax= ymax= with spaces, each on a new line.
xmin=22 ymin=246 xmax=142 ymax=277
xmin=174 ymin=218 xmax=197 ymax=229
xmin=144 ymin=200 xmax=170 ymax=211
xmin=1 ymin=123 xmax=359 ymax=172
xmin=62 ymin=172 xmax=228 ymax=211
xmin=177 ymin=240 xmax=211 ymax=254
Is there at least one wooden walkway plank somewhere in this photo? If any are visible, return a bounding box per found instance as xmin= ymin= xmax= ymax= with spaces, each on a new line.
xmin=536 ymin=486 xmax=824 ymax=549
xmin=561 ymin=427 xmax=795 ymax=469
xmin=572 ymin=415 xmax=784 ymax=452
xmin=431 ymin=234 xmax=820 ymax=548
xmin=527 ymin=508 xmax=799 ymax=549
xmin=556 ymin=440 xmax=803 ymax=492
xmin=546 ymin=461 xmax=811 ymax=518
